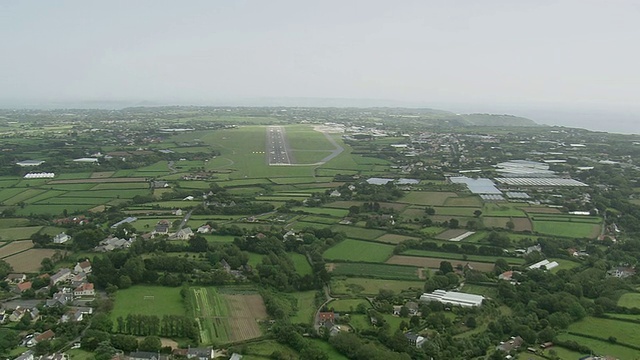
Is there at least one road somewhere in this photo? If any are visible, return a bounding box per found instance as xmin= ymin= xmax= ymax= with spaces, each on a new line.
xmin=266 ymin=126 xmax=294 ymax=165
xmin=177 ymin=209 xmax=194 ymax=230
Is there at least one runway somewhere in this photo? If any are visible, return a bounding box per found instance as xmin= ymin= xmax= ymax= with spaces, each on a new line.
xmin=266 ymin=126 xmax=294 ymax=165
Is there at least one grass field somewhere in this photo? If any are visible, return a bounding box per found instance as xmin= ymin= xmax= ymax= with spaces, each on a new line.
xmin=291 ymin=206 xmax=349 ymax=217
xmin=374 ymin=234 xmax=420 ymax=244
xmin=330 ymin=277 xmax=425 ymax=296
xmin=111 ymin=286 xmax=185 ymax=326
xmin=387 ymin=255 xmax=496 ymax=272
xmin=399 ymin=191 xmax=458 ymax=206
xmin=329 ymin=299 xmax=370 ymax=313
xmin=532 ymin=220 xmax=601 ymax=238
xmin=0 ymin=227 xmax=42 ymax=241
xmin=569 ymin=317 xmax=640 ymax=345
xmin=330 ymin=225 xmax=387 ymax=240
xmin=323 ymin=240 xmax=394 ymax=263
xmin=0 ymin=240 xmax=34 ymax=258
xmin=289 ymin=253 xmax=312 ymax=276
xmin=617 ymin=292 xmax=640 ymax=308
xmin=330 ymin=262 xmax=420 ymax=280
xmin=556 ymin=332 xmax=639 ymax=359
xmin=290 ymin=291 xmax=318 ymax=324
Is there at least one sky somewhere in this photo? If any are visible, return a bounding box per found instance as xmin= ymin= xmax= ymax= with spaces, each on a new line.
xmin=1 ymin=0 xmax=639 ymax=133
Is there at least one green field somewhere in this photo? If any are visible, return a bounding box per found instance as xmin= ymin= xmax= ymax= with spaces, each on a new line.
xmin=402 ymin=249 xmax=525 ymax=264
xmin=399 ymin=191 xmax=458 ymax=206
xmin=617 ymin=292 xmax=640 ymax=308
xmin=569 ymin=317 xmax=640 ymax=346
xmin=556 ymin=332 xmax=639 ymax=360
xmin=323 ymin=240 xmax=394 ymax=263
xmin=330 ymin=225 xmax=387 ymax=240
xmin=290 ymin=291 xmax=318 ymax=324
xmin=0 ymin=226 xmax=42 ymax=240
xmin=331 ymin=262 xmax=419 ymax=280
xmin=289 ymin=253 xmax=312 ymax=276
xmin=110 ymin=286 xmax=185 ymax=325
xmin=189 ymin=287 xmax=230 ymax=344
xmin=329 ymin=299 xmax=370 ymax=313
xmin=532 ymin=220 xmax=601 ymax=238
xmin=330 ymin=277 xmax=425 ymax=296
xmin=291 ymin=206 xmax=349 ymax=217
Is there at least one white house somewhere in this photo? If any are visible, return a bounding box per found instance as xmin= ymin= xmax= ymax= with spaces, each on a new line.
xmin=53 ymin=233 xmax=71 ymax=244
xmin=74 ymin=260 xmax=92 ymax=274
xmin=74 ymin=283 xmax=95 ymax=297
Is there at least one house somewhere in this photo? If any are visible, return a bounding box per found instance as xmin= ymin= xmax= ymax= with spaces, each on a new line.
xmin=14 ymin=350 xmax=34 ymax=360
xmin=172 ymin=347 xmax=216 ymax=360
xmin=405 ymin=301 xmax=419 ymax=316
xmin=28 ymin=307 xmax=39 ymax=321
xmin=74 ymin=283 xmax=95 ymax=297
xmin=220 ymin=259 xmax=231 ymax=272
xmin=71 ymin=272 xmax=87 ymax=287
xmin=16 ymin=281 xmax=33 ymax=293
xmin=6 ymin=273 xmax=27 ymax=284
xmin=322 ymin=321 xmax=341 ymax=336
xmin=46 ymin=291 xmax=73 ymax=307
xmin=50 ymin=268 xmax=72 ymax=286
xmin=10 ymin=307 xmax=26 ymax=322
xmin=229 ymin=354 xmax=243 ymax=360
xmin=197 ymin=224 xmax=212 ymax=234
xmin=173 ymin=209 xmax=183 ymax=216
xmin=74 ymin=260 xmax=92 ymax=274
xmin=61 ymin=308 xmax=83 ymax=323
xmin=405 ymin=332 xmax=427 ymax=348
xmin=95 ymin=236 xmax=133 ymax=252
xmin=154 ymin=220 xmax=170 ymax=234
xmin=29 ymin=329 xmax=55 ymax=346
xmin=608 ymin=266 xmax=636 ymax=278
xmin=169 ymin=227 xmax=193 ymax=240
xmin=38 ymin=353 xmax=68 ymax=360
xmin=127 ymin=352 xmax=169 ymax=360
xmin=318 ymin=312 xmax=335 ymax=323
xmin=329 ymin=190 xmax=341 ymax=197
xmin=496 ymin=336 xmax=523 ymax=352
xmin=53 ymin=232 xmax=71 ymax=244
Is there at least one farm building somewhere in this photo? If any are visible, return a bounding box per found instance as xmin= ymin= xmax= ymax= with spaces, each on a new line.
xmin=110 ymin=217 xmax=137 ymax=229
xmin=16 ymin=160 xmax=45 ymax=166
xmin=527 ymin=259 xmax=559 ymax=271
xmin=73 ymin=157 xmax=99 ymax=163
xmin=420 ymin=290 xmax=485 ymax=307
xmin=23 ymin=172 xmax=55 ymax=179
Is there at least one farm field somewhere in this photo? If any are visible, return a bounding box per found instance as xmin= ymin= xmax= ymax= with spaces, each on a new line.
xmin=401 ymin=249 xmax=525 ymax=264
xmin=568 ymin=317 xmax=640 ymax=345
xmin=0 ymin=240 xmax=34 ymax=258
xmin=0 ymin=227 xmax=42 ymax=241
xmin=374 ymin=234 xmax=420 ymax=244
xmin=482 ymin=217 xmax=532 ymax=231
xmin=189 ymin=287 xmax=266 ymax=344
xmin=330 ymin=277 xmax=425 ymax=296
xmin=330 ymin=225 xmax=386 ymax=240
xmin=4 ymin=249 xmax=57 ymax=272
xmin=386 ymin=255 xmax=496 ymax=272
xmin=323 ymin=240 xmax=394 ymax=263
xmin=399 ymin=191 xmax=458 ymax=206
xmin=329 ymin=262 xmax=420 ymax=280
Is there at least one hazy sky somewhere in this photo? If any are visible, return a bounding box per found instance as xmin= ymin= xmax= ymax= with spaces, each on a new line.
xmin=1 ymin=0 xmax=639 ymax=131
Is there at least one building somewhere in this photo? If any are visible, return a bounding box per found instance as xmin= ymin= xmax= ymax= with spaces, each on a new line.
xmin=405 ymin=332 xmax=427 ymax=348
xmin=74 ymin=260 xmax=92 ymax=274
xmin=6 ymin=273 xmax=27 ymax=284
xmin=128 ymin=352 xmax=169 ymax=360
xmin=23 ymin=172 xmax=55 ymax=179
xmin=50 ymin=268 xmax=72 ymax=286
xmin=74 ymin=283 xmax=95 ymax=297
xmin=16 ymin=281 xmax=32 ymax=293
xmin=169 ymin=227 xmax=193 ymax=240
xmin=197 ymin=224 xmax=212 ymax=234
xmin=53 ymin=233 xmax=71 ymax=244
xmin=528 ymin=259 xmax=559 ymax=271
xmin=111 ymin=216 xmax=138 ymax=229
xmin=420 ymin=290 xmax=485 ymax=307
xmin=318 ymin=312 xmax=335 ymax=323
xmin=16 ymin=160 xmax=45 ymax=167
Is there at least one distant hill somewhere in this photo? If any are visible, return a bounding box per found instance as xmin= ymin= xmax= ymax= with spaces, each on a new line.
xmin=458 ymin=113 xmax=537 ymax=126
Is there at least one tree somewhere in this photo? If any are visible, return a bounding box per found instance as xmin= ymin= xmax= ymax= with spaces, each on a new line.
xmin=473 ymin=210 xmax=482 ymax=218
xmin=399 ymin=306 xmax=409 ymax=318
xmin=139 ymin=336 xmax=162 ymax=352
xmin=40 ymin=257 xmax=54 ymax=272
xmin=506 ymin=220 xmax=515 ymax=231
xmin=0 ymin=259 xmax=12 ymax=279
xmin=439 ymin=261 xmax=454 ymax=275
xmin=189 ymin=235 xmax=208 ymax=252
xmin=425 ymin=207 xmax=436 ymax=215
xmin=448 ymin=218 xmax=459 ymax=228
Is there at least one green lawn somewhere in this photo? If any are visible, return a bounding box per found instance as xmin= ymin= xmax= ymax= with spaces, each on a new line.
xmin=329 ymin=298 xmax=370 ymax=313
xmin=289 ymin=252 xmax=312 ymax=276
xmin=330 ymin=277 xmax=425 ymax=296
xmin=532 ymin=220 xmax=601 ymax=239
xmin=617 ymin=292 xmax=640 ymax=308
xmin=323 ymin=240 xmax=394 ymax=263
xmin=110 ymin=286 xmax=185 ymax=325
xmin=291 ymin=291 xmax=318 ymax=324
